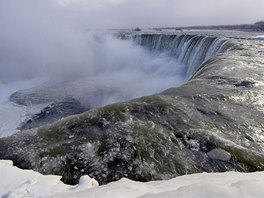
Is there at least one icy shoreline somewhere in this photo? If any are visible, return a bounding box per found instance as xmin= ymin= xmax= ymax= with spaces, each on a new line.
xmin=1 ymin=160 xmax=264 ymax=198
xmin=0 ymin=78 xmax=46 ymax=137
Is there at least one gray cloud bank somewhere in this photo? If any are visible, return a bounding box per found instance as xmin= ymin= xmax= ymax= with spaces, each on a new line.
xmin=58 ymin=0 xmax=264 ymax=28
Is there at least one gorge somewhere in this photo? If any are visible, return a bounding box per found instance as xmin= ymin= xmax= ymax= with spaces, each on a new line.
xmin=1 ymin=31 xmax=264 ymax=186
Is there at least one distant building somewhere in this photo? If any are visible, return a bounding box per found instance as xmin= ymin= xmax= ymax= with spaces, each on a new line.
xmin=255 ymin=21 xmax=264 ymax=25
xmin=134 ymin=27 xmax=141 ymax=31
xmin=254 ymin=21 xmax=264 ymax=31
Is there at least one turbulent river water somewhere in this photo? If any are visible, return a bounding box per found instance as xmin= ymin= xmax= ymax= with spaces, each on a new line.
xmin=0 ymin=30 xmax=264 ymax=185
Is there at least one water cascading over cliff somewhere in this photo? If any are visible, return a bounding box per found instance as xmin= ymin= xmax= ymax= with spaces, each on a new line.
xmin=5 ymin=34 xmax=235 ymax=134
xmin=132 ymin=34 xmax=233 ymax=77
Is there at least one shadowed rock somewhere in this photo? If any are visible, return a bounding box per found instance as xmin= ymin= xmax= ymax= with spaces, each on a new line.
xmin=19 ymin=97 xmax=88 ymax=130
xmin=207 ymin=149 xmax=231 ymax=161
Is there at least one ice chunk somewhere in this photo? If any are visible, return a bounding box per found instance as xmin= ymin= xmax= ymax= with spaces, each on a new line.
xmin=77 ymin=175 xmax=99 ymax=190
xmin=253 ymin=35 xmax=264 ymax=40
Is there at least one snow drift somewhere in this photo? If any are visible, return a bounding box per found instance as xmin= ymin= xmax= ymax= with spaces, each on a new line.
xmin=1 ymin=160 xmax=264 ymax=198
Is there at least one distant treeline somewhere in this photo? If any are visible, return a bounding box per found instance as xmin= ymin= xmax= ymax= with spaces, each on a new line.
xmin=153 ymin=21 xmax=264 ymax=32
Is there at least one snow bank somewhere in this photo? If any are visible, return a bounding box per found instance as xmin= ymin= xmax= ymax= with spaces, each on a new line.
xmin=1 ymin=160 xmax=264 ymax=198
xmin=0 ymin=160 xmax=98 ymax=198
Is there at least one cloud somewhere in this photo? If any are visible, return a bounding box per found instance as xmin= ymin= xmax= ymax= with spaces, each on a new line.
xmin=55 ymin=0 xmax=264 ymax=28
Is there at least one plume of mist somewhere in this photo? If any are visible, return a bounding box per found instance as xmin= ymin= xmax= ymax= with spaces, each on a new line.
xmin=0 ymin=0 xmax=186 ymax=107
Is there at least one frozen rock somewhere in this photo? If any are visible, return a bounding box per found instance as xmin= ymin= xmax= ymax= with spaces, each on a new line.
xmin=207 ymin=149 xmax=231 ymax=161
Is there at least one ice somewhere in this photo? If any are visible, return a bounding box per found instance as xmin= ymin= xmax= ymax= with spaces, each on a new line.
xmin=253 ymin=35 xmax=264 ymax=40
xmin=0 ymin=102 xmax=27 ymax=137
xmin=0 ymin=78 xmax=46 ymax=137
xmin=0 ymin=78 xmax=45 ymax=103
xmin=1 ymin=160 xmax=264 ymax=198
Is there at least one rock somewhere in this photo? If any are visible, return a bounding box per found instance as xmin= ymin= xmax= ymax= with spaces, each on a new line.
xmin=207 ymin=149 xmax=231 ymax=161
xmin=19 ymin=97 xmax=88 ymax=130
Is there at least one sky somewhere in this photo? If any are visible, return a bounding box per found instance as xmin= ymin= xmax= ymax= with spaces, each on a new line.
xmin=57 ymin=0 xmax=264 ymax=28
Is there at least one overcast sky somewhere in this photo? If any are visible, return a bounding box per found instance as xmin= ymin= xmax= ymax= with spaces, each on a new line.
xmin=57 ymin=0 xmax=264 ymax=28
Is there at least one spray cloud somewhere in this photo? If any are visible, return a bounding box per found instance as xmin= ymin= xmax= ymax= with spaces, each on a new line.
xmin=0 ymin=0 xmax=185 ymax=107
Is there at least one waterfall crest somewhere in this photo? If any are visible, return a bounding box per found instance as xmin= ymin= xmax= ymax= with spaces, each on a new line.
xmin=132 ymin=34 xmax=233 ymax=78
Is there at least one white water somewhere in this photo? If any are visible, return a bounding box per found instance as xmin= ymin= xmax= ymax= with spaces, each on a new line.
xmin=0 ymin=0 xmax=229 ymax=137
xmin=0 ymin=0 xmax=189 ymax=137
xmin=133 ymin=34 xmax=231 ymax=78
xmin=0 ymin=38 xmax=187 ymax=137
xmin=0 ymin=32 xmax=231 ymax=137
xmin=0 ymin=0 xmax=188 ymax=137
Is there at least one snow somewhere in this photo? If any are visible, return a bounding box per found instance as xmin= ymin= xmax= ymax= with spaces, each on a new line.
xmin=0 ymin=160 xmax=98 ymax=198
xmin=1 ymin=160 xmax=264 ymax=198
xmin=253 ymin=35 xmax=264 ymax=40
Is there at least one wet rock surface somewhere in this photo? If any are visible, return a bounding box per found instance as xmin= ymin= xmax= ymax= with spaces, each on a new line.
xmin=19 ymin=97 xmax=87 ymax=130
xmin=1 ymin=34 xmax=264 ymax=185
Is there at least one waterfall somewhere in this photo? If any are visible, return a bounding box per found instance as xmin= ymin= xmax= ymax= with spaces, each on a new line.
xmin=131 ymin=34 xmax=233 ymax=78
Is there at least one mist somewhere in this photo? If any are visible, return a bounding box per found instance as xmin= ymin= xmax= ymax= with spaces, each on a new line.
xmin=0 ymin=0 xmax=186 ymax=107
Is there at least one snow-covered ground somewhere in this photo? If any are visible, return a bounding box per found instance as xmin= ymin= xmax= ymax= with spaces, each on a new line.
xmin=1 ymin=160 xmax=264 ymax=198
